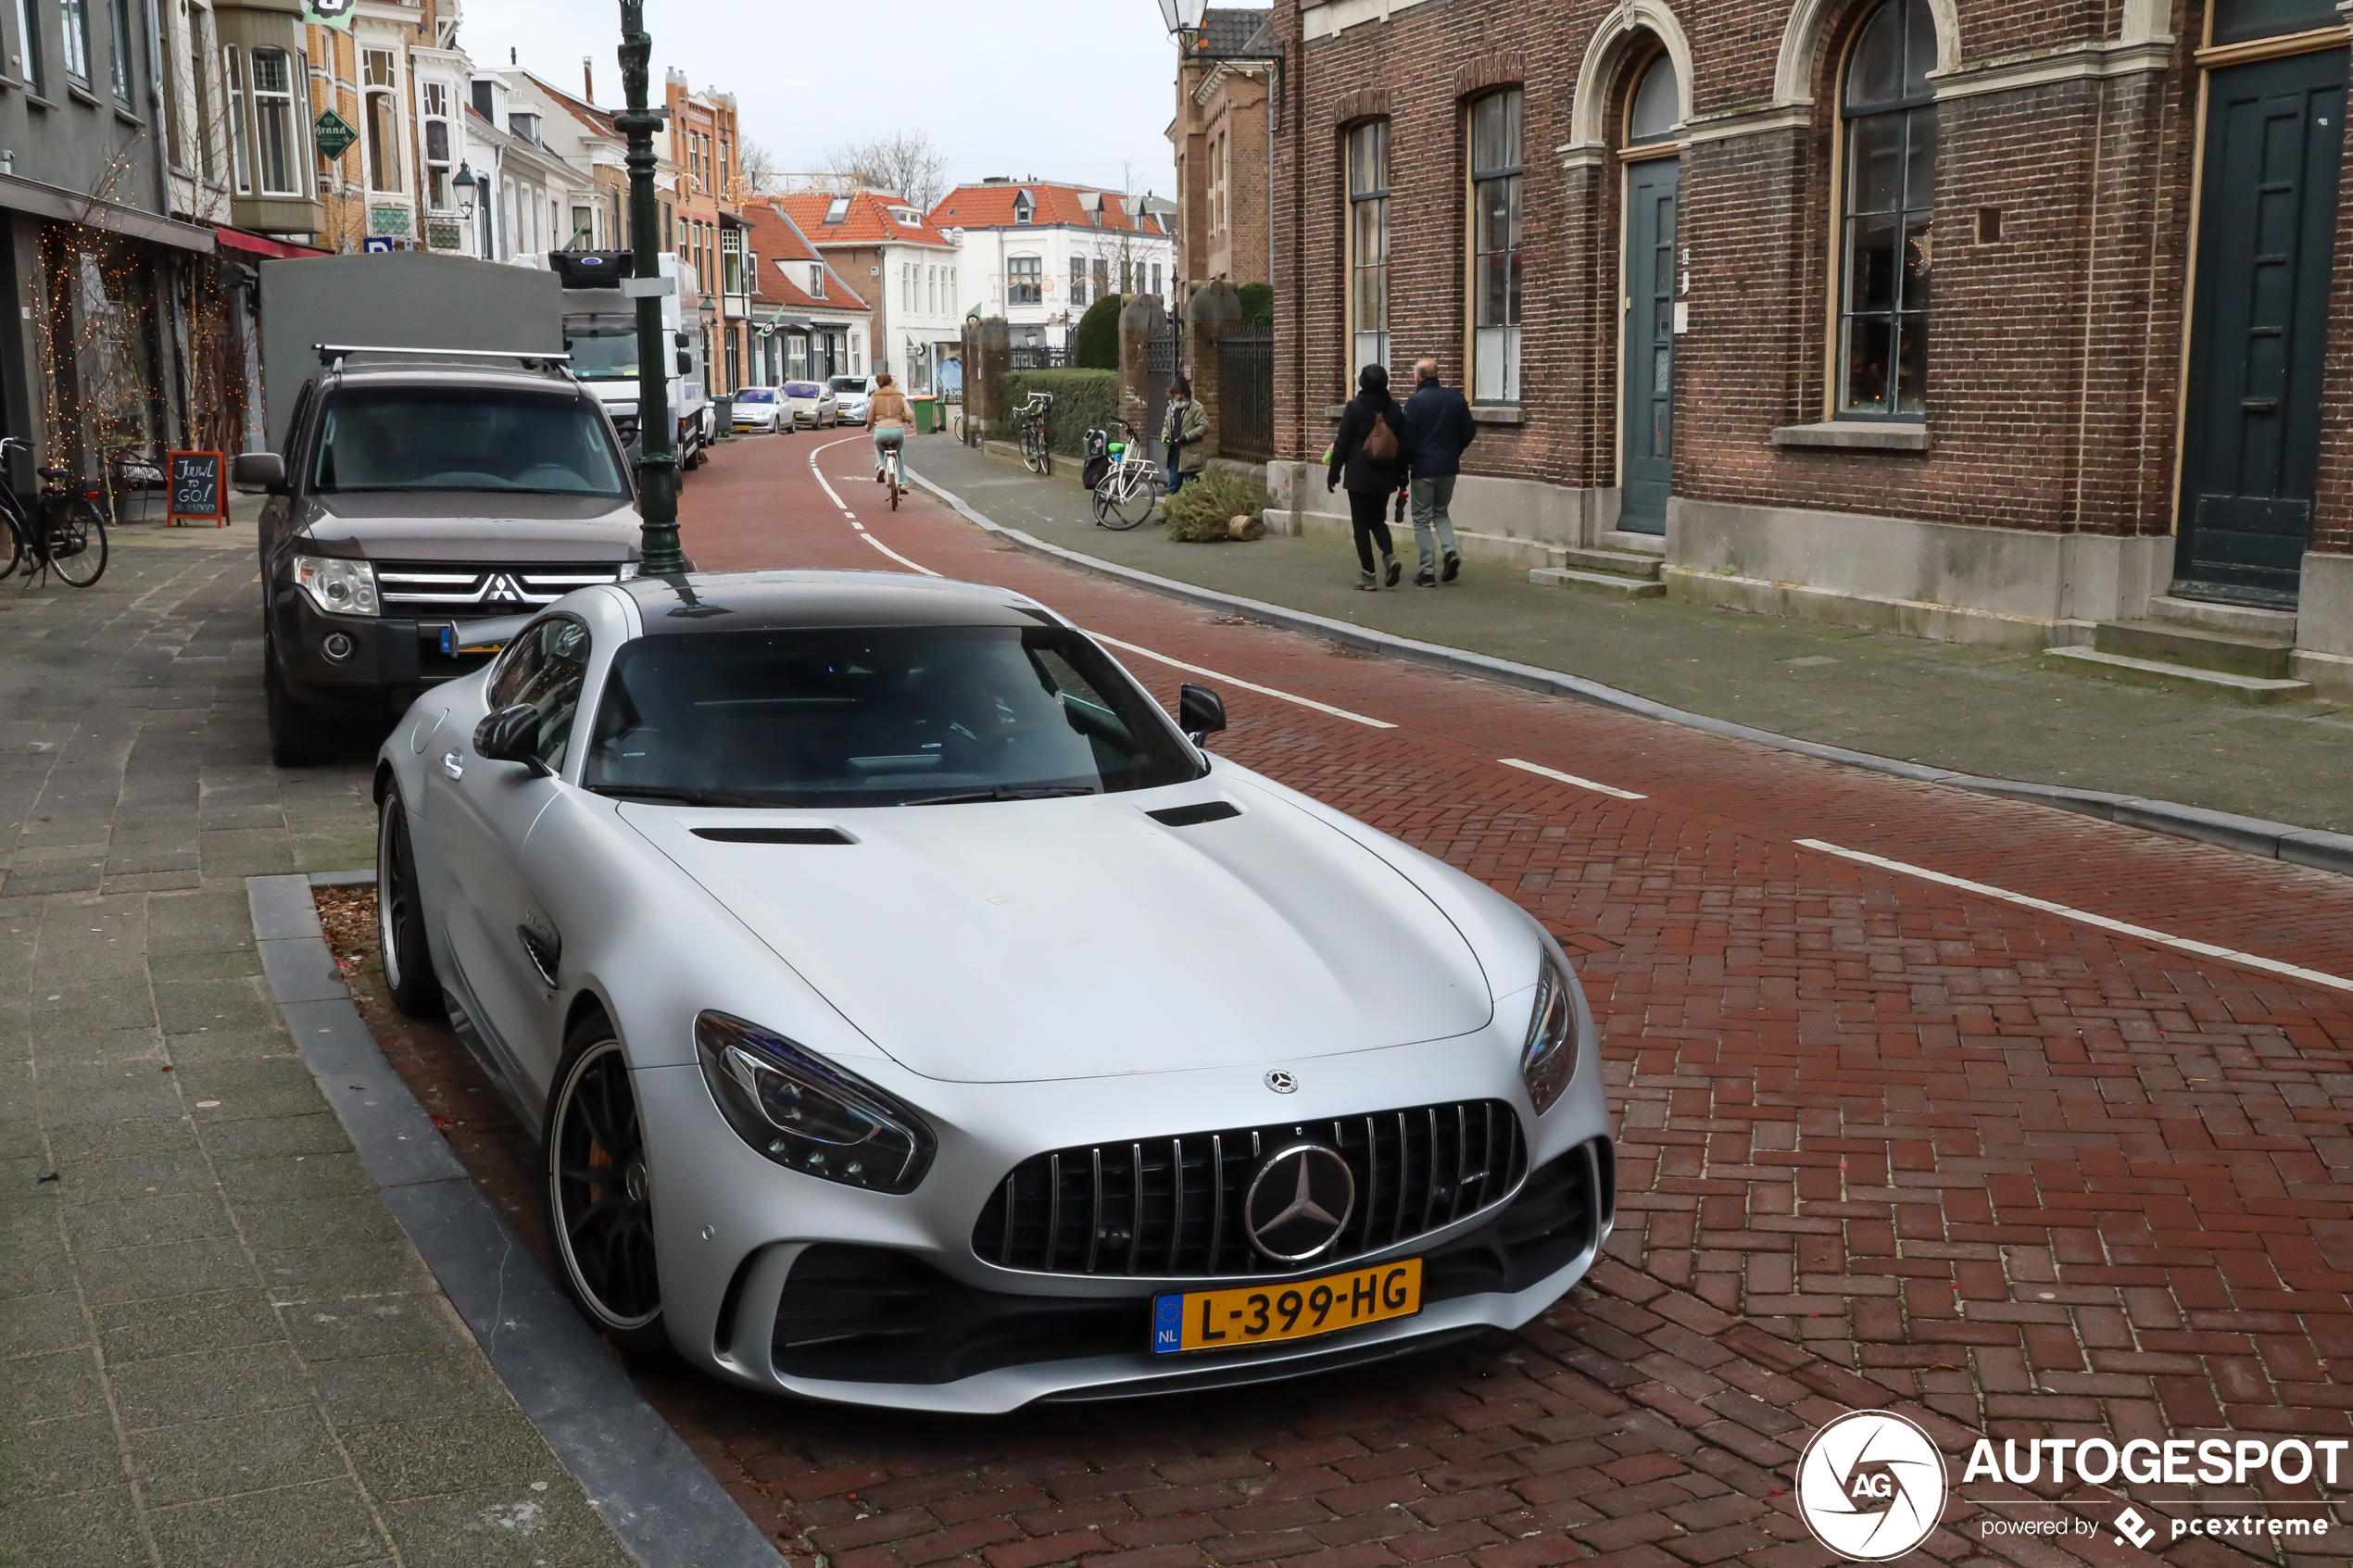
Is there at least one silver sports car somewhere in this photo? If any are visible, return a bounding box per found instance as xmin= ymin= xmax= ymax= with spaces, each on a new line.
xmin=374 ymin=571 xmax=1615 ymax=1411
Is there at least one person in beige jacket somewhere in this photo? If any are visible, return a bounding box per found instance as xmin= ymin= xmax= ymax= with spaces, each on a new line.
xmin=869 ymin=372 xmax=915 ymax=484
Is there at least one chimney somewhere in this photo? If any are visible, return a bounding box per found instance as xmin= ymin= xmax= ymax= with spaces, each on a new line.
xmin=584 ymin=57 xmax=595 ymax=103
xmin=510 ymin=48 xmax=517 ymax=66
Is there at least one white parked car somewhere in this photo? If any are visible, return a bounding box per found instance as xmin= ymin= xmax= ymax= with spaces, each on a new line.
xmin=372 ymin=572 xmax=1615 ymax=1411
xmin=730 ymin=387 xmax=786 ymax=433
xmin=830 ymin=375 xmax=875 ymax=426
xmin=781 ymin=381 xmax=838 ymax=429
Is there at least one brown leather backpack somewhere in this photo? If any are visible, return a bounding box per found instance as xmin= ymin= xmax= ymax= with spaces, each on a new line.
xmin=1363 ymin=409 xmax=1400 ymax=463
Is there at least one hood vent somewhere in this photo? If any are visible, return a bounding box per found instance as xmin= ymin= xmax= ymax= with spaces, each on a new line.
xmin=1147 ymin=801 xmax=1240 ymax=828
xmin=690 ymin=826 xmax=856 ymax=846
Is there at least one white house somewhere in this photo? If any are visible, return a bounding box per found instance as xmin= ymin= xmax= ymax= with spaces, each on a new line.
xmin=930 ymin=180 xmax=1177 ymax=352
xmin=773 ymin=190 xmax=963 ymax=395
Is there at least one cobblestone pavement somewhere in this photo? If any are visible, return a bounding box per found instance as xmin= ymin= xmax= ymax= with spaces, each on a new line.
xmin=0 ymin=528 xmax=633 ymax=1567
xmin=907 ymin=438 xmax=2353 ymax=834
xmin=331 ymin=433 xmax=2353 ymax=1568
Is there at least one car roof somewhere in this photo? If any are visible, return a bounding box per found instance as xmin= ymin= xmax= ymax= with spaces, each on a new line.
xmin=619 ymin=571 xmax=1061 ymax=634
xmin=319 ymin=365 xmax=589 ymax=397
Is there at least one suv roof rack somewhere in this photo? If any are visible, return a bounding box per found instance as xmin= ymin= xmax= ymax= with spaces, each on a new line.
xmin=312 ymin=344 xmax=573 ymax=374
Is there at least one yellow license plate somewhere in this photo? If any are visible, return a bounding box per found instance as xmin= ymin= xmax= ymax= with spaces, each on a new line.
xmin=1151 ymin=1259 xmax=1422 ymax=1354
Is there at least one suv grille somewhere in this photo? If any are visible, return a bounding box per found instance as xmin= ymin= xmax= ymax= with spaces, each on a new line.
xmin=375 ymin=560 xmax=626 ymax=618
xmin=972 ymin=1100 xmax=1528 ymax=1280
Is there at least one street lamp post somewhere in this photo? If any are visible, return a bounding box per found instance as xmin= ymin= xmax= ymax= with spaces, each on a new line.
xmin=614 ymin=0 xmax=686 ymax=575
xmin=1154 ymin=0 xmax=1207 ymax=52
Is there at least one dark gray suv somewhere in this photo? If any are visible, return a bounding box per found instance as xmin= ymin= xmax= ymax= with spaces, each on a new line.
xmin=241 ymin=360 xmax=640 ymax=765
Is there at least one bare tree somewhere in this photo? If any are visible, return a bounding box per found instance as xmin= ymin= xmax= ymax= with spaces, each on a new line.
xmin=822 ymin=130 xmax=949 ymax=209
xmin=736 ymin=137 xmax=783 ymax=197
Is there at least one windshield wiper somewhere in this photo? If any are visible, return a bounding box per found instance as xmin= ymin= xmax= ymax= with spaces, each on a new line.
xmin=902 ymin=785 xmax=1101 ymax=807
xmin=588 ymin=784 xmax=785 ymax=809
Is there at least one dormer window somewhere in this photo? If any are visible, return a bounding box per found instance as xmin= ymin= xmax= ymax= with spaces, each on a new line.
xmin=891 ymin=207 xmax=920 ymax=225
xmin=824 ymin=194 xmax=850 ymax=224
xmin=1013 ymin=192 xmax=1034 ymax=225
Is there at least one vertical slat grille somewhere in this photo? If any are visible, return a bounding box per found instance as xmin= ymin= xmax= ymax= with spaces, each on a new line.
xmin=971 ymin=1099 xmax=1527 ymax=1279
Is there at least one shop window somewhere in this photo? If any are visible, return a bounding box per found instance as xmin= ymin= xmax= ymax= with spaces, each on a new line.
xmin=1347 ymin=119 xmax=1390 ymax=375
xmin=1837 ymin=0 xmax=1936 ymax=419
xmin=1469 ymin=90 xmax=1524 ymax=404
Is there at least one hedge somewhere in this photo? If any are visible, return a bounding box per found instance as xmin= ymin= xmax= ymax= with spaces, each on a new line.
xmin=998 ymin=369 xmax=1121 ymax=458
xmin=1238 ymin=282 xmax=1273 ymax=332
xmin=1071 ymin=295 xmax=1123 ymax=370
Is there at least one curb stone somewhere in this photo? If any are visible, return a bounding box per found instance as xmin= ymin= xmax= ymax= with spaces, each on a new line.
xmin=910 ymin=469 xmax=2353 ymax=880
xmin=245 ymin=872 xmax=786 ymax=1568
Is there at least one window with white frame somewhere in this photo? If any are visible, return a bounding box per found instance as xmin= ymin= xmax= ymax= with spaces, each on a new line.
xmin=808 ymin=262 xmax=824 ymax=298
xmin=1151 ymin=262 xmax=1163 ymax=297
xmin=1008 ymin=254 xmax=1041 ymax=305
xmin=422 ymin=82 xmax=451 ymax=209
xmin=15 ymin=0 xmax=45 ymax=94
xmin=250 ymin=46 xmax=300 ymax=196
xmin=363 ymin=48 xmax=400 ymax=193
xmin=107 ymin=0 xmax=132 ymax=100
xmin=573 ymin=206 xmax=594 ymax=246
xmin=1346 ymin=119 xmax=1390 ymax=376
xmin=1837 ymin=0 xmax=1936 ymax=419
xmin=1469 ymin=89 xmax=1523 ymax=403
xmin=60 ymin=0 xmax=89 ymax=84
xmin=1070 ymin=253 xmax=1086 ymax=307
xmin=223 ymin=45 xmax=250 ymax=194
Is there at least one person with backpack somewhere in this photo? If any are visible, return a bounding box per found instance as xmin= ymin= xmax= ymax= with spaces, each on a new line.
xmin=1401 ymin=358 xmax=1476 ymax=585
xmin=1327 ymin=364 xmax=1409 ymax=590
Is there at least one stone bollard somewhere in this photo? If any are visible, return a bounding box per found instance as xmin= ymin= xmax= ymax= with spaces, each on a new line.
xmin=963 ymin=317 xmax=1010 ymax=446
xmin=1118 ymin=294 xmax=1164 ymax=452
xmin=1184 ymin=281 xmax=1244 ymax=459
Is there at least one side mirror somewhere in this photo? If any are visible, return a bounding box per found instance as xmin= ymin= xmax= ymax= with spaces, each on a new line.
xmin=232 ymin=452 xmax=285 ymax=493
xmin=676 ymin=350 xmax=693 ymax=375
xmin=673 ymin=330 xmax=690 ymax=348
xmin=1179 ymin=683 xmax=1227 ymax=746
xmin=472 ymin=703 xmax=550 ymax=776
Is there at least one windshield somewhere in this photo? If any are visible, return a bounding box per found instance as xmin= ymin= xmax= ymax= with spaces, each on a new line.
xmin=829 ymin=377 xmax=868 ymax=395
xmin=583 ymin=624 xmax=1202 ymax=808
xmin=736 ymin=388 xmax=774 ymax=403
xmin=312 ymin=388 xmax=630 ymax=495
xmin=784 ymin=382 xmax=823 ymax=398
xmin=564 ymin=332 xmax=642 ymax=382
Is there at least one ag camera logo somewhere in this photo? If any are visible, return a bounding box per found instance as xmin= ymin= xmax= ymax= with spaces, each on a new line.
xmin=1795 ymin=1411 xmax=1947 ymax=1562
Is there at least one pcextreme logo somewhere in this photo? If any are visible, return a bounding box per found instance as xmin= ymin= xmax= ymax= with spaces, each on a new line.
xmin=1794 ymin=1411 xmax=1947 ymax=1562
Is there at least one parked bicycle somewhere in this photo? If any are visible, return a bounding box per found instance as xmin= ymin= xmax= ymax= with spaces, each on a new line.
xmin=1016 ymin=391 xmax=1054 ymax=476
xmin=1089 ymin=420 xmax=1164 ymax=532
xmin=0 ymin=438 xmax=109 ymax=588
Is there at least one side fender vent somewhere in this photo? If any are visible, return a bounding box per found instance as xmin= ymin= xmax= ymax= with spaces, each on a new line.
xmin=1147 ymin=800 xmax=1241 ymax=828
xmin=690 ymin=826 xmax=856 ymax=846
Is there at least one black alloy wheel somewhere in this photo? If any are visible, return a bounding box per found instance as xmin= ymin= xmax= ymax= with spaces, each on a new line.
xmin=546 ymin=1022 xmax=669 ymax=1356
xmin=374 ymin=784 xmax=442 ymax=1018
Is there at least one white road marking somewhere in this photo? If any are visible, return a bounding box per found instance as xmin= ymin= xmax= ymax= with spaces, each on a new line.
xmin=861 ymin=532 xmax=940 ymax=576
xmin=1496 ymin=758 xmax=1647 ymax=801
xmin=1796 ymin=838 xmax=2353 ymax=995
xmin=808 ymin=435 xmax=862 ymax=512
xmin=1088 ymin=633 xmax=1396 ymax=729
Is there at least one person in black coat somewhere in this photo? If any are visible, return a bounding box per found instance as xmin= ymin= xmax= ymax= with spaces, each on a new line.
xmin=1327 ymin=364 xmax=1408 ymax=589
xmin=1401 ymin=358 xmax=1477 ymax=585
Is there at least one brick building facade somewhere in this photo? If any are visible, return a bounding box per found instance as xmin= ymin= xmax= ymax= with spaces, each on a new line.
xmin=1173 ymin=8 xmax=1278 ymax=287
xmin=1265 ymin=0 xmax=2353 ymax=694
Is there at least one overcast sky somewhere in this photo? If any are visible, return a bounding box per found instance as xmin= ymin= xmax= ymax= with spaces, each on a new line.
xmin=459 ymin=0 xmax=1206 ymax=202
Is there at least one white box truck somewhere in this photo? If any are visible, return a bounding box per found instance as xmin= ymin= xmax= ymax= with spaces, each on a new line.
xmin=544 ymin=249 xmax=712 ymax=475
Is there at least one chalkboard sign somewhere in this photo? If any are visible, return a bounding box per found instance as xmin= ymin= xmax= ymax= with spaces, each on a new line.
xmin=167 ymin=451 xmax=226 ymax=526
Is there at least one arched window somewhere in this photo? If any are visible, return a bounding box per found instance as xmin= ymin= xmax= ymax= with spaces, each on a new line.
xmin=1838 ymin=0 xmax=1935 ymax=418
xmin=1628 ymin=53 xmax=1680 ymax=145
xmin=1346 ymin=119 xmax=1390 ymax=374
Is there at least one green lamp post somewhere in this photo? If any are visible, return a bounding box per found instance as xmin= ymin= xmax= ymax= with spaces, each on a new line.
xmin=615 ymin=0 xmax=687 ymax=575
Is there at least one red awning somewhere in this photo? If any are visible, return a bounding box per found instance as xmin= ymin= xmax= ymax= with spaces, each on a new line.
xmin=212 ymin=226 xmax=329 ymax=260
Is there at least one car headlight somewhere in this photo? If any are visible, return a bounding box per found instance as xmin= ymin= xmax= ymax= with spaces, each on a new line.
xmin=695 ymin=1012 xmax=936 ymax=1193
xmin=1520 ymin=949 xmax=1580 ymax=1114
xmin=292 ymin=555 xmax=378 ymax=617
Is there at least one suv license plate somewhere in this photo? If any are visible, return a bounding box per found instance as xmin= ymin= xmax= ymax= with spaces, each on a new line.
xmin=1151 ymin=1259 xmax=1421 ymax=1355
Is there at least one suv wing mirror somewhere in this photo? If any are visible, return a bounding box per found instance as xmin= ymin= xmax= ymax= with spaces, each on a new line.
xmin=232 ymin=452 xmax=285 ymax=493
xmin=473 ymin=703 xmax=551 ymax=776
xmin=1179 ymin=683 xmax=1227 ymax=746
xmin=676 ymin=350 xmax=693 ymax=375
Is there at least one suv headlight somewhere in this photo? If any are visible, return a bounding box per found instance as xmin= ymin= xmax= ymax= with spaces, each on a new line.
xmin=695 ymin=1012 xmax=936 ymax=1193
xmin=1520 ymin=949 xmax=1580 ymax=1114
xmin=292 ymin=555 xmax=378 ymax=617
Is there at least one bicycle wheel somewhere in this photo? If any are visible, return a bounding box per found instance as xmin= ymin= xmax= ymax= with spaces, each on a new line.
xmin=47 ymin=497 xmax=107 ymax=588
xmin=1095 ymin=470 xmax=1157 ymax=531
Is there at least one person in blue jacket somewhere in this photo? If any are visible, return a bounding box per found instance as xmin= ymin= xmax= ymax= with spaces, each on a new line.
xmin=1401 ymin=358 xmax=1477 ymax=586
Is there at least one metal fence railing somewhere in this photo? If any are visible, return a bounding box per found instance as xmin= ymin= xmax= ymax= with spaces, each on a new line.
xmin=1008 ymin=345 xmax=1069 ymax=370
xmin=1217 ymin=332 xmax=1274 ymax=464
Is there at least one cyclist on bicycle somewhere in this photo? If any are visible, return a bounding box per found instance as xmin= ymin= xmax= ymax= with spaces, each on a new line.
xmin=869 ymin=371 xmax=914 ymax=485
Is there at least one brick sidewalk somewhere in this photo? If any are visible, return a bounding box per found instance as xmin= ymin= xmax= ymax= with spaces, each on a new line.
xmin=0 ymin=528 xmax=632 ymax=1567
xmin=900 ymin=437 xmax=2353 ymax=836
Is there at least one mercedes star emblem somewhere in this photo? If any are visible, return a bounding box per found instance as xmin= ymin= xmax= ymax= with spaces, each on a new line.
xmin=1243 ymin=1143 xmax=1356 ymax=1262
xmin=1264 ymin=1070 xmax=1297 ymax=1094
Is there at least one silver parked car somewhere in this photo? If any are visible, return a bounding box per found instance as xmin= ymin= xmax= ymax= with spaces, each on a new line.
xmin=829 ymin=374 xmax=875 ymax=426
xmin=373 ymin=571 xmax=1615 ymax=1411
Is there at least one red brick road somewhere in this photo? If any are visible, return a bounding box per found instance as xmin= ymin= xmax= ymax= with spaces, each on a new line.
xmin=370 ymin=433 xmax=2353 ymax=1568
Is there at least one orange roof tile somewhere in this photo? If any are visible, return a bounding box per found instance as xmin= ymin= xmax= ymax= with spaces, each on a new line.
xmin=927 ymin=182 xmax=1169 ymax=236
xmin=740 ymin=201 xmax=870 ymax=312
xmin=773 ymin=190 xmax=954 ymax=249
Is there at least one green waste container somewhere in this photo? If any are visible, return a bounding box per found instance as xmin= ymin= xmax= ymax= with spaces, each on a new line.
xmin=911 ymin=395 xmax=940 ymax=435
